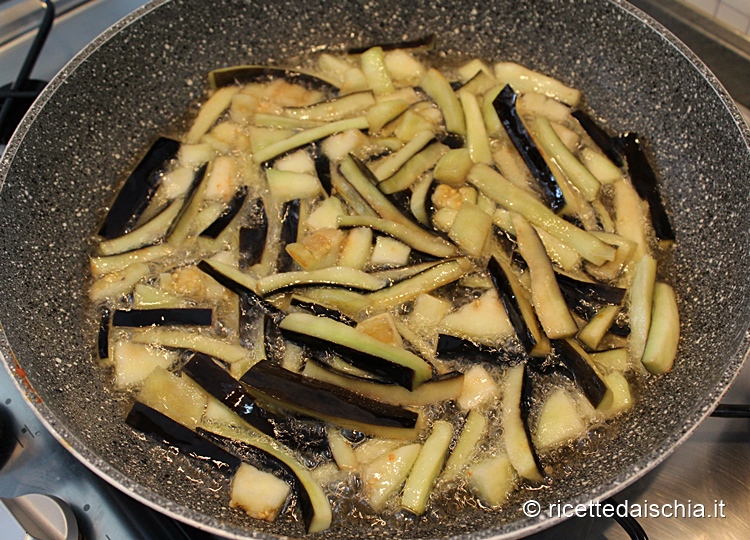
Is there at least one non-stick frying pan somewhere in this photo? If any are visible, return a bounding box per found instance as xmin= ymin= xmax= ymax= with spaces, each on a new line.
xmin=0 ymin=0 xmax=749 ymax=538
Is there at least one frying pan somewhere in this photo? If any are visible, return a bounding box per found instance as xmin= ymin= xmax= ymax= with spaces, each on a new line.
xmin=0 ymin=0 xmax=749 ymax=538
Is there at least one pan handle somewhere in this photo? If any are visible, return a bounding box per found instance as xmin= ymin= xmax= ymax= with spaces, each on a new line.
xmin=604 ymin=497 xmax=649 ymax=540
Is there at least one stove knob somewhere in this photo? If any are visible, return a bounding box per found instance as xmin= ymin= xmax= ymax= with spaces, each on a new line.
xmin=0 ymin=493 xmax=79 ymax=540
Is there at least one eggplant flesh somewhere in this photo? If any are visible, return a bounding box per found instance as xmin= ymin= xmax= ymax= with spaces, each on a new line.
xmin=240 ymin=361 xmax=419 ymax=430
xmin=112 ymin=308 xmax=213 ymax=327
xmin=126 ymin=401 xmax=240 ymax=471
xmin=492 ymin=85 xmax=565 ymax=212
xmin=617 ymin=133 xmax=675 ymax=243
xmin=98 ymin=137 xmax=180 ymax=239
xmin=200 ymin=186 xmax=249 ymax=239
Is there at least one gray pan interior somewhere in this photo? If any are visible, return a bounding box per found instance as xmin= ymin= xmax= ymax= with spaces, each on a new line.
xmin=1 ymin=0 xmax=749 ymax=538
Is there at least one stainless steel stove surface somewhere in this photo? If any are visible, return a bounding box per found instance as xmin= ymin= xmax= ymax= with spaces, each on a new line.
xmin=0 ymin=1 xmax=748 ymax=539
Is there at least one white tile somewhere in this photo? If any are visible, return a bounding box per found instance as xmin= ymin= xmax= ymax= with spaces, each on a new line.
xmin=716 ymin=3 xmax=750 ymax=32
xmin=685 ymin=0 xmax=720 ymax=16
xmin=718 ymin=0 xmax=750 ymax=17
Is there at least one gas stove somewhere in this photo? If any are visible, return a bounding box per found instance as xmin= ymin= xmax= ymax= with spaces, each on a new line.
xmin=0 ymin=1 xmax=748 ymax=539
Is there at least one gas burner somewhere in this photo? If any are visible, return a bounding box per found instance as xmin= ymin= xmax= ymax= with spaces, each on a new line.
xmin=0 ymin=0 xmax=53 ymax=144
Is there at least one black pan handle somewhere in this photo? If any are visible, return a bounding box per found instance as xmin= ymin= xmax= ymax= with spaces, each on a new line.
xmin=604 ymin=497 xmax=649 ymax=540
xmin=710 ymin=403 xmax=750 ymax=418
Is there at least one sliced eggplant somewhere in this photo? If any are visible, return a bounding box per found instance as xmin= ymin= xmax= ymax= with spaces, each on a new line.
xmin=239 ymin=198 xmax=268 ymax=268
xmin=571 ymin=109 xmax=623 ymax=167
xmin=289 ymin=296 xmax=357 ymax=326
xmin=98 ymin=137 xmax=181 ymax=239
xmin=278 ymin=198 xmax=301 ymax=272
xmin=492 ymin=85 xmax=565 ymax=211
xmin=257 ymin=266 xmax=387 ymax=295
xmin=199 ymin=423 xmax=332 ymax=534
xmin=208 ymin=65 xmax=338 ymax=93
xmin=98 ymin=307 xmax=111 ymax=359
xmin=183 ymin=353 xmax=330 ymax=459
xmin=112 ymin=308 xmax=213 ymax=327
xmin=554 ymin=339 xmax=607 ymax=408
xmin=347 ymin=34 xmax=436 ymax=54
xmin=252 ymin=116 xmax=369 ymax=164
xmin=279 ymin=312 xmax=433 ymax=390
xmin=126 ymin=401 xmax=239 ymax=471
xmin=502 ymin=363 xmax=543 ymax=482
xmin=556 ymin=272 xmax=626 ymax=306
xmin=240 ymin=361 xmax=420 ymax=439
xmin=435 ymin=333 xmax=517 ymax=366
xmin=200 ymin=186 xmax=249 ymax=239
xmin=302 ymin=361 xmax=463 ymax=407
xmin=197 ymin=259 xmax=282 ymax=319
xmin=467 ymin=164 xmax=616 ymax=265
xmin=311 ymin=143 xmax=333 ymax=195
xmin=401 ymin=420 xmax=453 ymax=515
xmin=617 ymin=133 xmax=675 ymax=244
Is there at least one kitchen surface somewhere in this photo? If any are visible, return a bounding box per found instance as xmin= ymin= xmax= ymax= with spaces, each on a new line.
xmin=0 ymin=1 xmax=749 ymax=539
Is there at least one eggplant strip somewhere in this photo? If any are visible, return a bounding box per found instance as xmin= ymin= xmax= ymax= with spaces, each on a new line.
xmin=467 ymin=163 xmax=616 ymax=265
xmin=98 ymin=137 xmax=181 ymax=239
xmin=258 ymin=266 xmax=387 ymax=295
xmin=279 ymin=312 xmax=434 ymax=390
xmin=252 ymin=116 xmax=369 ymax=163
xmin=337 ymin=215 xmax=457 ymax=258
xmin=199 ymin=421 xmax=332 ymax=534
xmin=492 ymin=85 xmax=565 ymax=211
xmin=200 ymin=186 xmax=249 ymax=239
xmin=99 ymin=199 xmax=182 ymax=256
xmin=240 ymin=361 xmax=420 ymax=437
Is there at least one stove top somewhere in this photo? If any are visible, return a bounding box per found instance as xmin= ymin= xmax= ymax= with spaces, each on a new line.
xmin=0 ymin=1 xmax=748 ymax=539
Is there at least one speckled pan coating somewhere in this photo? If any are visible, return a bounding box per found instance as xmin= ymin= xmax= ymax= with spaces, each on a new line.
xmin=0 ymin=0 xmax=748 ymax=538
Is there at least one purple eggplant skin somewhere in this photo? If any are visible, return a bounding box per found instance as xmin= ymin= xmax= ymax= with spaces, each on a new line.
xmin=617 ymin=133 xmax=676 ymax=243
xmin=571 ymin=109 xmax=623 ymax=167
xmin=553 ymin=340 xmax=607 ymax=408
xmin=346 ymin=33 xmax=436 ymax=54
xmin=182 ymin=353 xmax=330 ymax=462
xmin=182 ymin=353 xmax=275 ymax=436
xmin=280 ymin=327 xmax=421 ymax=390
xmin=493 ymin=85 xmax=565 ymax=212
xmin=311 ymin=143 xmax=333 ymax=196
xmin=196 ymin=260 xmax=282 ymax=320
xmin=240 ymin=360 xmax=419 ymax=430
xmin=289 ymin=297 xmax=357 ymax=326
xmin=435 ymin=333 xmax=523 ymax=367
xmin=98 ymin=307 xmax=111 ymax=359
xmin=277 ymin=198 xmax=301 ymax=273
xmin=98 ymin=137 xmax=180 ymax=239
xmin=112 ymin=308 xmax=213 ymax=327
xmin=520 ymin=363 xmax=546 ymax=477
xmin=555 ymin=272 xmax=626 ymax=306
xmin=263 ymin=313 xmax=286 ymax=364
xmin=200 ymin=186 xmax=249 ymax=239
xmin=209 ymin=66 xmax=338 ymax=94
xmin=487 ymin=256 xmax=537 ymax=354
xmin=239 ymin=198 xmax=268 ymax=269
xmin=126 ymin=401 xmax=240 ymax=472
